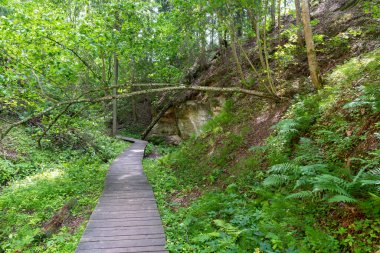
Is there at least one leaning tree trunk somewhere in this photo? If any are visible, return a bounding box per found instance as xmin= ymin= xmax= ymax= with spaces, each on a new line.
xmin=301 ymin=0 xmax=322 ymax=89
xmin=141 ymin=102 xmax=172 ymax=140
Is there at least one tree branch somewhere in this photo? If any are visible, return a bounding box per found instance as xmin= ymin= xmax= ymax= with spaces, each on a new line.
xmin=45 ymin=37 xmax=102 ymax=81
xmin=37 ymin=103 xmax=73 ymax=148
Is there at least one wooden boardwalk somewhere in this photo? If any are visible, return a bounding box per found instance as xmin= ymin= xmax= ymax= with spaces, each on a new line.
xmin=76 ymin=137 xmax=168 ymax=253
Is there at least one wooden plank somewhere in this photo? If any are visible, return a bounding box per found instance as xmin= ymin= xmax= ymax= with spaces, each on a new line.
xmin=77 ymin=245 xmax=167 ymax=252
xmin=99 ymin=201 xmax=156 ymax=206
xmin=100 ymin=192 xmax=155 ymax=199
xmin=91 ymin=210 xmax=160 ymax=220
xmin=77 ymin=238 xmax=166 ymax=250
xmin=81 ymin=234 xmax=165 ymax=242
xmin=76 ymin=139 xmax=168 ymax=253
xmin=94 ymin=205 xmax=158 ymax=212
xmin=82 ymin=226 xmax=165 ymax=237
xmin=86 ymin=218 xmax=163 ymax=229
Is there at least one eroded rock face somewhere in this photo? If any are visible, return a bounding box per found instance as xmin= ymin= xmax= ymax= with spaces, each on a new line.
xmin=150 ymin=97 xmax=225 ymax=142
xmin=150 ymin=108 xmax=180 ymax=137
xmin=176 ymin=101 xmax=212 ymax=139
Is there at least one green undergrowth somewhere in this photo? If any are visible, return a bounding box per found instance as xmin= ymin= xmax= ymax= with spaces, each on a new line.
xmin=0 ymin=119 xmax=129 ymax=252
xmin=144 ymin=48 xmax=380 ymax=252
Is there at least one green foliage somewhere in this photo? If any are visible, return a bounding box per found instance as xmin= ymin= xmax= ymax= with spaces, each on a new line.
xmin=0 ymin=126 xmax=128 ymax=252
xmin=364 ymin=0 xmax=380 ymax=18
xmin=332 ymin=219 xmax=380 ymax=252
xmin=302 ymin=227 xmax=340 ymax=253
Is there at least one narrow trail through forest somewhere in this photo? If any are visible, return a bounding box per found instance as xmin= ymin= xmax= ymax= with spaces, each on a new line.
xmin=75 ymin=137 xmax=168 ymax=253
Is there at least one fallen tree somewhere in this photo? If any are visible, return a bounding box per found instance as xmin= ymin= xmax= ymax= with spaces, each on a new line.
xmin=0 ymin=85 xmax=279 ymax=141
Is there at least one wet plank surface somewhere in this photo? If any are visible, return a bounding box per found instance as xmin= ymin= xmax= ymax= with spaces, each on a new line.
xmin=76 ymin=138 xmax=168 ymax=253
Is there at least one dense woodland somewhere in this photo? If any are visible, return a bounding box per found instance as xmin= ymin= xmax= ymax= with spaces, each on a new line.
xmin=0 ymin=0 xmax=380 ymax=252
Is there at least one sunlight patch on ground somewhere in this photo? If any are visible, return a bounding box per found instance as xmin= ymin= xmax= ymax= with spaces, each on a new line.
xmin=7 ymin=168 xmax=63 ymax=190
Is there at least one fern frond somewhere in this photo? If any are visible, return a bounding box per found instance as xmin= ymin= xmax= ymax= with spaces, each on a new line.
xmin=263 ymin=175 xmax=290 ymax=187
xmin=315 ymin=174 xmax=350 ymax=189
xmin=273 ymin=119 xmax=299 ymax=131
xmin=328 ymin=195 xmax=357 ymax=203
xmin=361 ymin=180 xmax=380 ymax=185
xmin=213 ymin=219 xmax=242 ymax=237
xmin=300 ymin=164 xmax=328 ymax=175
xmin=286 ymin=191 xmax=314 ymax=200
xmin=352 ymin=168 xmax=366 ymax=183
xmin=193 ymin=232 xmax=221 ymax=243
xmin=313 ymin=175 xmax=350 ymax=196
xmin=361 ymin=168 xmax=380 ymax=190
xmin=367 ymin=168 xmax=380 ymax=177
xmin=294 ymin=177 xmax=312 ymax=189
xmin=369 ymin=192 xmax=380 ymax=204
xmin=268 ymin=163 xmax=299 ymax=174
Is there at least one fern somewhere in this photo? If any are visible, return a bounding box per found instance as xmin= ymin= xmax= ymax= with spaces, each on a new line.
xmin=327 ymin=195 xmax=357 ymax=203
xmin=299 ymin=164 xmax=328 ymax=176
xmin=367 ymin=167 xmax=380 ymax=177
xmin=263 ymin=174 xmax=290 ymax=187
xmin=361 ymin=179 xmax=380 ymax=185
xmin=294 ymin=178 xmax=312 ymax=189
xmin=286 ymin=191 xmax=314 ymax=200
xmin=273 ymin=119 xmax=300 ymax=135
xmin=361 ymin=168 xmax=380 ymax=192
xmin=268 ymin=163 xmax=300 ymax=174
xmin=313 ymin=174 xmax=351 ymax=196
xmin=193 ymin=232 xmax=221 ymax=243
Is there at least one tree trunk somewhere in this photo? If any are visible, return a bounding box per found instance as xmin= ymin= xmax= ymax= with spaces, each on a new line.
xmin=247 ymin=9 xmax=266 ymax=70
xmin=229 ymin=21 xmax=246 ymax=85
xmin=210 ymin=16 xmax=215 ymax=48
xmin=199 ymin=28 xmax=207 ymax=69
xmin=141 ymin=102 xmax=172 ymax=140
xmin=236 ymin=11 xmax=243 ymax=38
xmin=131 ymin=58 xmax=138 ymax=124
xmin=101 ymin=54 xmax=106 ymax=84
xmin=277 ymin=0 xmax=282 ymax=31
xmin=295 ymin=0 xmax=304 ymax=45
xmin=301 ymin=0 xmax=322 ymax=89
xmin=112 ymin=54 xmax=118 ymax=136
xmin=263 ymin=0 xmax=276 ymax=95
xmin=271 ymin=0 xmax=276 ymax=30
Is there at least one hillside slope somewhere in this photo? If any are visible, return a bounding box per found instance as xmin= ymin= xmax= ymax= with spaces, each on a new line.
xmin=144 ymin=40 xmax=380 ymax=253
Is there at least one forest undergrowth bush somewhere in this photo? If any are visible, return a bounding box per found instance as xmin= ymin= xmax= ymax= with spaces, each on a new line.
xmin=0 ymin=115 xmax=129 ymax=252
xmin=144 ymin=49 xmax=380 ymax=252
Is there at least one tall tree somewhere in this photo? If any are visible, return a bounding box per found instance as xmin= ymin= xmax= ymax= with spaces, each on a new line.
xmin=301 ymin=0 xmax=322 ymax=89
